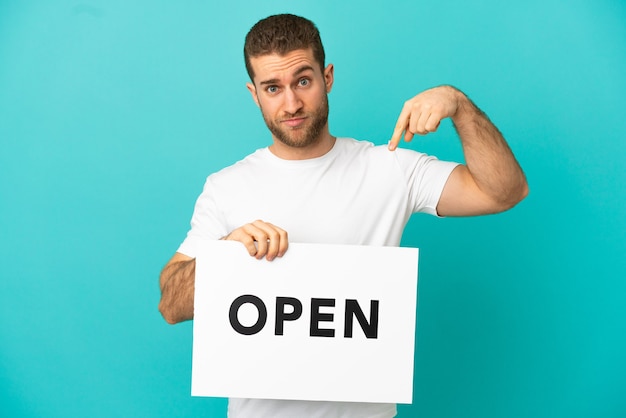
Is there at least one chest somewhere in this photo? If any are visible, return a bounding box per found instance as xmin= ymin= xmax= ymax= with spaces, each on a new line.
xmin=217 ymin=164 xmax=409 ymax=245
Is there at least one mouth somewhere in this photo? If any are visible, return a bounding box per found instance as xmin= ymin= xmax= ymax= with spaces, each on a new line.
xmin=281 ymin=116 xmax=307 ymax=128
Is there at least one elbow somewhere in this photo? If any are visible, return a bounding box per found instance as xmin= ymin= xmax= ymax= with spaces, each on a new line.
xmin=514 ymin=176 xmax=530 ymax=206
xmin=520 ymin=180 xmax=530 ymax=201
xmin=500 ymin=178 xmax=529 ymax=212
xmin=158 ymin=289 xmax=194 ymax=324
xmin=158 ymin=301 xmax=176 ymax=325
xmin=158 ymin=299 xmax=185 ymax=325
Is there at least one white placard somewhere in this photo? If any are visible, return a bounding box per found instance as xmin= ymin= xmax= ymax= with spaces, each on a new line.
xmin=191 ymin=240 xmax=419 ymax=404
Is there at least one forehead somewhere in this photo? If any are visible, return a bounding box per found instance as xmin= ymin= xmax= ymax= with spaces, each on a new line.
xmin=250 ymin=48 xmax=320 ymax=83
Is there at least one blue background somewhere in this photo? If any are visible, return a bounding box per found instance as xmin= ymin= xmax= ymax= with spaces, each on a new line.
xmin=1 ymin=1 xmax=625 ymax=417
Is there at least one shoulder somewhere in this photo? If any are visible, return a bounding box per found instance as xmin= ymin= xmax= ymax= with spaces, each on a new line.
xmin=336 ymin=137 xmax=426 ymax=163
xmin=336 ymin=137 xmax=375 ymax=149
xmin=206 ymin=148 xmax=269 ymax=184
xmin=335 ymin=137 xmax=387 ymax=160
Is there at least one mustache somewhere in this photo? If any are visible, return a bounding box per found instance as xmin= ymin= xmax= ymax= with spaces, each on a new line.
xmin=279 ymin=111 xmax=307 ymax=120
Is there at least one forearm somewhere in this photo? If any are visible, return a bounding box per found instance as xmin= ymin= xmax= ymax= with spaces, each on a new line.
xmin=158 ymin=258 xmax=196 ymax=324
xmin=451 ymin=88 xmax=528 ymax=209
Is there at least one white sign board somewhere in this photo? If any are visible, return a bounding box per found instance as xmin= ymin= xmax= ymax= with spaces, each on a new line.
xmin=192 ymin=240 xmax=419 ymax=404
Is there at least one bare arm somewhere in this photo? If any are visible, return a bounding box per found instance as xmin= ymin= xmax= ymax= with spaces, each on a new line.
xmin=159 ymin=252 xmax=196 ymax=324
xmin=389 ymin=85 xmax=528 ymax=216
xmin=158 ymin=220 xmax=289 ymax=325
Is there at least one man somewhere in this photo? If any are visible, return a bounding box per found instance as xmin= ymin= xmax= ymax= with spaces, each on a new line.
xmin=159 ymin=13 xmax=528 ymax=418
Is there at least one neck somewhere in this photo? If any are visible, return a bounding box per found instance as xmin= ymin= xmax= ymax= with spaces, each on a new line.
xmin=269 ymin=131 xmax=336 ymax=160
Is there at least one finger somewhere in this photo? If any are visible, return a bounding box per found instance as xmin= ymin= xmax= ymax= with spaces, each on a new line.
xmin=257 ymin=222 xmax=280 ymax=261
xmin=251 ymin=220 xmax=288 ymax=261
xmin=226 ymin=227 xmax=261 ymax=257
xmin=247 ymin=223 xmax=270 ymax=260
xmin=274 ymin=225 xmax=289 ymax=258
xmin=267 ymin=226 xmax=286 ymax=261
xmin=389 ymin=107 xmax=410 ymax=151
xmin=416 ymin=110 xmax=433 ymax=135
xmin=424 ymin=113 xmax=442 ymax=133
xmin=404 ymin=129 xmax=415 ymax=143
xmin=243 ymin=224 xmax=270 ymax=259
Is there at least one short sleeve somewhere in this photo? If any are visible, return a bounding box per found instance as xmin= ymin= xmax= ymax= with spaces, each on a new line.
xmin=176 ymin=176 xmax=229 ymax=258
xmin=394 ymin=148 xmax=459 ymax=216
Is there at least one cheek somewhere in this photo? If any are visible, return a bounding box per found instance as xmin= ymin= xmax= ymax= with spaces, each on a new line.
xmin=258 ymin=100 xmax=277 ymax=121
xmin=258 ymin=96 xmax=277 ymax=113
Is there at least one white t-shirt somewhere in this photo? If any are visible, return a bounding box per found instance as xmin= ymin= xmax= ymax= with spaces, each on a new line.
xmin=178 ymin=137 xmax=458 ymax=418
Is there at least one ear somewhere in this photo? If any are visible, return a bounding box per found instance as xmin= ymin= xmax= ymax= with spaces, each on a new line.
xmin=323 ymin=63 xmax=334 ymax=93
xmin=246 ymin=82 xmax=260 ymax=107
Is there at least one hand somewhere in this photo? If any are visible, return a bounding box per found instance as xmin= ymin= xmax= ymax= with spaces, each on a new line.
xmin=223 ymin=220 xmax=288 ymax=261
xmin=388 ymin=85 xmax=461 ymax=151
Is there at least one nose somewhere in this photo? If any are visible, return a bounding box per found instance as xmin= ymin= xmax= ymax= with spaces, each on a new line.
xmin=283 ymin=87 xmax=303 ymax=115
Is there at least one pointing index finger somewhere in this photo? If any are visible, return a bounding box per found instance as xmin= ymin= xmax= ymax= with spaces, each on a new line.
xmin=388 ymin=109 xmax=409 ymax=151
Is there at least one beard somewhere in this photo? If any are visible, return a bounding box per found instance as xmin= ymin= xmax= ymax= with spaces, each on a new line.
xmin=261 ymin=93 xmax=329 ymax=149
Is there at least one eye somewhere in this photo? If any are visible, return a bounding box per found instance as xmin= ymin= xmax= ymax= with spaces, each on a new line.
xmin=266 ymin=85 xmax=279 ymax=94
xmin=298 ymin=78 xmax=310 ymax=87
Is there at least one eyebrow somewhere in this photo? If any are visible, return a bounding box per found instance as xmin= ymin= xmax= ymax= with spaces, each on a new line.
xmin=258 ymin=65 xmax=315 ymax=86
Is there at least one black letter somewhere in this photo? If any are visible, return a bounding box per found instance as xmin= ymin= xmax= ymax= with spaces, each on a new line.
xmin=229 ymin=295 xmax=267 ymax=335
xmin=310 ymin=298 xmax=335 ymax=337
xmin=275 ymin=297 xmax=303 ymax=335
xmin=344 ymin=299 xmax=379 ymax=339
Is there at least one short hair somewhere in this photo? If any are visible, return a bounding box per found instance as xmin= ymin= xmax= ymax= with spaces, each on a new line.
xmin=244 ymin=14 xmax=326 ymax=81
